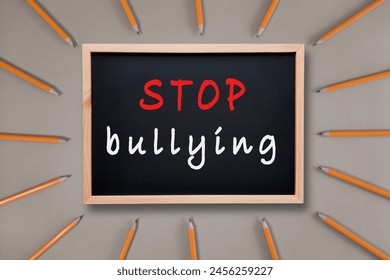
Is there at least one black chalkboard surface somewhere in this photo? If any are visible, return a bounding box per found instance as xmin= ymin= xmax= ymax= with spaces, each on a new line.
xmin=82 ymin=44 xmax=304 ymax=204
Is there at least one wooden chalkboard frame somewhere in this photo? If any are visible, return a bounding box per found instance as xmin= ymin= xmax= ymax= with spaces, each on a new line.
xmin=82 ymin=44 xmax=304 ymax=204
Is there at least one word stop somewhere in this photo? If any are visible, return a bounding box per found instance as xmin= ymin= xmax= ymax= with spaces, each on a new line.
xmin=139 ymin=78 xmax=246 ymax=111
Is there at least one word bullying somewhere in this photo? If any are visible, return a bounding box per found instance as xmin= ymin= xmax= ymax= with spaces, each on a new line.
xmin=106 ymin=126 xmax=276 ymax=170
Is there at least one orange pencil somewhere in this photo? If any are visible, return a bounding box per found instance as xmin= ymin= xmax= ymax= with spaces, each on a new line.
xmin=28 ymin=215 xmax=84 ymax=260
xmin=195 ymin=0 xmax=204 ymax=35
xmin=316 ymin=70 xmax=390 ymax=93
xmin=188 ymin=217 xmax=198 ymax=260
xmin=257 ymin=0 xmax=279 ymax=37
xmin=0 ymin=175 xmax=71 ymax=207
xmin=315 ymin=212 xmax=390 ymax=260
xmin=320 ymin=130 xmax=390 ymax=137
xmin=313 ymin=0 xmax=385 ymax=46
xmin=0 ymin=133 xmax=70 ymax=143
xmin=0 ymin=59 xmax=62 ymax=95
xmin=120 ymin=0 xmax=140 ymax=34
xmin=118 ymin=218 xmax=139 ymax=260
xmin=319 ymin=167 xmax=390 ymax=199
xmin=261 ymin=217 xmax=279 ymax=260
xmin=26 ymin=0 xmax=76 ymax=47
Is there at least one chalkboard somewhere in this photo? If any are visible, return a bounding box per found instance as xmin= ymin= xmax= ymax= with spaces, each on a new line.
xmin=82 ymin=44 xmax=304 ymax=204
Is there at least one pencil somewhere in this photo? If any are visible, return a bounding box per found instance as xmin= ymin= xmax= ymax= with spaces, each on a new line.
xmin=0 ymin=133 xmax=70 ymax=143
xmin=118 ymin=218 xmax=139 ymax=260
xmin=120 ymin=0 xmax=140 ymax=34
xmin=28 ymin=215 xmax=84 ymax=260
xmin=261 ymin=217 xmax=279 ymax=260
xmin=195 ymin=0 xmax=204 ymax=35
xmin=26 ymin=0 xmax=76 ymax=47
xmin=313 ymin=0 xmax=385 ymax=46
xmin=188 ymin=217 xmax=198 ymax=260
xmin=319 ymin=167 xmax=390 ymax=199
xmin=257 ymin=0 xmax=279 ymax=37
xmin=316 ymin=70 xmax=390 ymax=93
xmin=0 ymin=175 xmax=71 ymax=207
xmin=0 ymin=59 xmax=62 ymax=95
xmin=320 ymin=130 xmax=390 ymax=137
xmin=315 ymin=212 xmax=390 ymax=260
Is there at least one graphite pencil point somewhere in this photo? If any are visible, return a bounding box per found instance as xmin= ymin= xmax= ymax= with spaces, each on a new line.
xmin=256 ymin=28 xmax=264 ymax=38
xmin=74 ymin=215 xmax=84 ymax=224
xmin=60 ymin=175 xmax=72 ymax=182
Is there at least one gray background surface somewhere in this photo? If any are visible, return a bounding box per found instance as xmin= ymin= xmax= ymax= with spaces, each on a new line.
xmin=0 ymin=0 xmax=389 ymax=260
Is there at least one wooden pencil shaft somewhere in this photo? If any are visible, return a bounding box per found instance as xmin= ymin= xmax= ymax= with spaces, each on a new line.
xmin=324 ymin=216 xmax=390 ymax=260
xmin=195 ymin=0 xmax=204 ymax=25
xmin=28 ymin=220 xmax=77 ymax=260
xmin=118 ymin=228 xmax=136 ymax=260
xmin=120 ymin=0 xmax=137 ymax=26
xmin=0 ymin=133 xmax=63 ymax=143
xmin=326 ymin=70 xmax=390 ymax=92
xmin=0 ymin=60 xmax=52 ymax=92
xmin=326 ymin=168 xmax=390 ymax=199
xmin=260 ymin=0 xmax=279 ymax=29
xmin=26 ymin=0 xmax=70 ymax=41
xmin=0 ymin=177 xmax=63 ymax=206
xmin=263 ymin=227 xmax=279 ymax=260
xmin=327 ymin=130 xmax=390 ymax=137
xmin=319 ymin=0 xmax=385 ymax=42
xmin=188 ymin=228 xmax=198 ymax=260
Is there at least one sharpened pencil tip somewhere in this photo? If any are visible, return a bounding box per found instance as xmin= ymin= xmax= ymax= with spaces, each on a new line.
xmin=49 ymin=88 xmax=62 ymax=96
xmin=261 ymin=217 xmax=268 ymax=228
xmin=65 ymin=37 xmax=77 ymax=48
xmin=188 ymin=217 xmax=194 ymax=229
xmin=198 ymin=25 xmax=204 ymax=36
xmin=59 ymin=137 xmax=71 ymax=143
xmin=315 ymin=212 xmax=326 ymax=221
xmin=132 ymin=25 xmax=140 ymax=34
xmin=316 ymin=88 xmax=328 ymax=94
xmin=60 ymin=175 xmax=72 ymax=182
xmin=65 ymin=38 xmax=73 ymax=46
xmin=319 ymin=166 xmax=329 ymax=173
xmin=74 ymin=215 xmax=84 ymax=224
xmin=312 ymin=39 xmax=324 ymax=46
xmin=256 ymin=28 xmax=264 ymax=38
xmin=131 ymin=218 xmax=139 ymax=230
